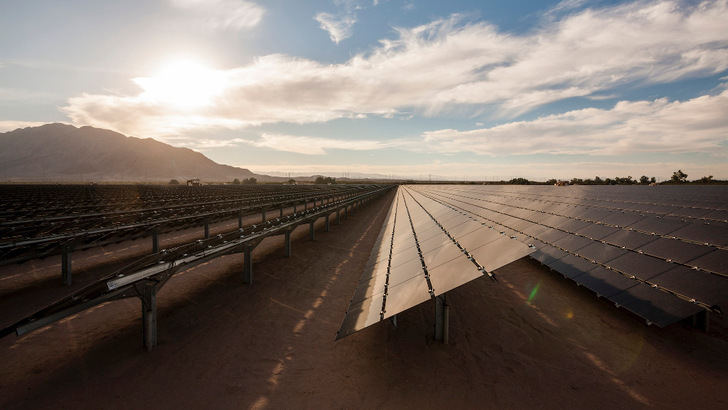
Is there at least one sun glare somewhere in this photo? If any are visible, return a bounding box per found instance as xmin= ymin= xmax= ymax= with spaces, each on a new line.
xmin=136 ymin=59 xmax=226 ymax=109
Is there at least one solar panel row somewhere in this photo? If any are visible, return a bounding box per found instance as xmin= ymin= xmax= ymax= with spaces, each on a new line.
xmin=409 ymin=185 xmax=728 ymax=327
xmin=336 ymin=186 xmax=533 ymax=339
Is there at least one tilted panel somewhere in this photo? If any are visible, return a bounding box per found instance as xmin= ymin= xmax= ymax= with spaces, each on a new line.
xmin=336 ymin=185 xmax=534 ymax=340
xmin=410 ymin=184 xmax=728 ymax=328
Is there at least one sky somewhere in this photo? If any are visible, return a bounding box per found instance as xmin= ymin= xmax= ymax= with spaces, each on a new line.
xmin=1 ymin=0 xmax=727 ymax=181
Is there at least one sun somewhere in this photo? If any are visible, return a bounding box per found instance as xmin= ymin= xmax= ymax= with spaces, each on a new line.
xmin=135 ymin=59 xmax=227 ymax=110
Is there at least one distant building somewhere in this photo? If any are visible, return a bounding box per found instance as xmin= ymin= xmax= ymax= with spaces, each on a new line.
xmin=554 ymin=180 xmax=569 ymax=186
xmin=187 ymin=178 xmax=202 ymax=186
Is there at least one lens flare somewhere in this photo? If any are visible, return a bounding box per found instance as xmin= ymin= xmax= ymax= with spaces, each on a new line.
xmin=527 ymin=282 xmax=540 ymax=303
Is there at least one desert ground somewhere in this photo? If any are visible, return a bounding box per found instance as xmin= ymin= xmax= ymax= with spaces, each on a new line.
xmin=1 ymin=189 xmax=727 ymax=409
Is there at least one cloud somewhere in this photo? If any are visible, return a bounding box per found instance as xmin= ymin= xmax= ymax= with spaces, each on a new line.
xmin=171 ymin=0 xmax=264 ymax=30
xmin=0 ymin=120 xmax=54 ymax=133
xmin=64 ymin=1 xmax=728 ymax=137
xmin=420 ymin=87 xmax=728 ymax=156
xmin=315 ymin=12 xmax=357 ymax=44
xmin=247 ymin=133 xmax=394 ymax=155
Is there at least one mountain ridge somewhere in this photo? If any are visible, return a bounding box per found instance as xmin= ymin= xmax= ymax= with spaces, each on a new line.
xmin=0 ymin=123 xmax=282 ymax=183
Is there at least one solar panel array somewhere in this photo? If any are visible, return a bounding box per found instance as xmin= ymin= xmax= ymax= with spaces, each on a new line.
xmin=0 ymin=184 xmax=372 ymax=264
xmin=336 ymin=186 xmax=533 ymax=339
xmin=407 ymin=184 xmax=728 ymax=327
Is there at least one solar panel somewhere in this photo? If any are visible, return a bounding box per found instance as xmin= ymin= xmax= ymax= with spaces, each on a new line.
xmin=337 ymin=185 xmax=728 ymax=340
xmin=336 ymin=186 xmax=534 ymax=340
xmin=609 ymin=284 xmax=704 ymax=327
xmin=418 ymin=185 xmax=728 ymax=329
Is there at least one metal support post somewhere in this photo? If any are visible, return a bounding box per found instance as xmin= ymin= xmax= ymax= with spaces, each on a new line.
xmin=238 ymin=212 xmax=243 ymax=229
xmin=140 ymin=283 xmax=158 ymax=351
xmin=152 ymin=229 xmax=159 ymax=253
xmin=243 ymin=244 xmax=253 ymax=284
xmin=204 ymin=222 xmax=210 ymax=239
xmin=310 ymin=221 xmax=315 ymax=241
xmin=435 ymin=293 xmax=449 ymax=344
xmin=304 ymin=201 xmax=307 ymax=211
xmin=61 ymin=244 xmax=72 ymax=286
xmin=262 ymin=209 xmax=266 ymax=222
xmin=337 ymin=210 xmax=341 ymax=225
xmin=280 ymin=208 xmax=284 ymax=218
xmin=693 ymin=310 xmax=710 ymax=332
xmin=345 ymin=206 xmax=349 ymax=220
xmin=294 ymin=204 xmax=297 ymax=213
xmin=325 ymin=214 xmax=330 ymax=232
xmin=284 ymin=230 xmax=292 ymax=257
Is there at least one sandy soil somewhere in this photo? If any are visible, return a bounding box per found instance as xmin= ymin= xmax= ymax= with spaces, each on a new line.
xmin=1 ymin=189 xmax=727 ymax=409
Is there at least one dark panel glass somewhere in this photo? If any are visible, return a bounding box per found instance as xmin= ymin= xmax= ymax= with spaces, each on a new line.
xmin=429 ymin=255 xmax=483 ymax=296
xmin=572 ymin=207 xmax=614 ymax=222
xmin=447 ymin=221 xmax=484 ymax=239
xmin=540 ymin=214 xmax=571 ymax=228
xmin=701 ymin=209 xmax=728 ymax=222
xmin=573 ymin=266 xmax=637 ymax=298
xmin=552 ymin=234 xmax=594 ymax=252
xmin=547 ymin=254 xmax=599 ymax=279
xmin=521 ymin=223 xmax=552 ymax=238
xmin=423 ymin=242 xmax=466 ymax=270
xmin=643 ymin=204 xmax=679 ymax=215
xmin=358 ymin=261 xmax=389 ymax=283
xmin=418 ymin=233 xmax=454 ymax=254
xmin=685 ymin=249 xmax=728 ymax=275
xmin=535 ymin=228 xmax=570 ymax=244
xmin=669 ymin=222 xmax=728 ymax=247
xmin=351 ymin=271 xmax=388 ymax=304
xmin=638 ymin=237 xmax=713 ymax=264
xmin=610 ymin=284 xmax=703 ymax=327
xmin=440 ymin=214 xmax=474 ymax=231
xmin=336 ymin=292 xmax=385 ymax=340
xmin=556 ymin=205 xmax=591 ymax=218
xmin=457 ymin=226 xmax=504 ymax=250
xmin=575 ymin=223 xmax=620 ymax=240
xmin=606 ymin=252 xmax=672 ymax=281
xmin=390 ymin=245 xmax=421 ymax=269
xmin=469 ymin=236 xmax=534 ymax=273
xmin=599 ymin=212 xmax=646 ymax=228
xmin=414 ymin=223 xmax=446 ymax=243
xmin=601 ymin=229 xmax=658 ymax=250
xmin=529 ymin=244 xmax=568 ymax=266
xmin=388 ymin=258 xmax=425 ymax=286
xmin=382 ymin=274 xmax=432 ymax=320
xmin=649 ymin=266 xmax=728 ymax=306
xmin=556 ymin=218 xmax=593 ymax=233
xmin=627 ymin=216 xmax=690 ymax=236
xmin=576 ymin=242 xmax=629 ymax=264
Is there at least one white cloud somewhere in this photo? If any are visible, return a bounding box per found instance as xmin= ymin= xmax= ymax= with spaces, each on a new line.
xmin=0 ymin=120 xmax=54 ymax=133
xmin=63 ymin=1 xmax=728 ymax=138
xmin=315 ymin=12 xmax=357 ymax=44
xmin=420 ymin=88 xmax=728 ymax=156
xmin=247 ymin=133 xmax=394 ymax=155
xmin=171 ymin=0 xmax=264 ymax=30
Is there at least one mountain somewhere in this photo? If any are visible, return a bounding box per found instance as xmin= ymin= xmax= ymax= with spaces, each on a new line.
xmin=0 ymin=123 xmax=280 ymax=183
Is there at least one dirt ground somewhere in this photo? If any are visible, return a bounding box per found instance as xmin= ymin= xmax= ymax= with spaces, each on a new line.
xmin=1 ymin=189 xmax=727 ymax=409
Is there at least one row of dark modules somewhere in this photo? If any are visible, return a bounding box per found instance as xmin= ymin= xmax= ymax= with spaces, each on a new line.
xmin=1 ymin=184 xmax=394 ymax=350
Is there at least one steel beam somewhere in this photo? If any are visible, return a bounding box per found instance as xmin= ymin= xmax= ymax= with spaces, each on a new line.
xmin=310 ymin=221 xmax=315 ymax=241
xmin=434 ymin=293 xmax=449 ymax=344
xmin=61 ymin=244 xmax=72 ymax=286
xmin=152 ymin=229 xmax=159 ymax=253
xmin=140 ymin=283 xmax=158 ymax=351
xmin=243 ymin=243 xmax=254 ymax=284
xmin=284 ymin=229 xmax=292 ymax=258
